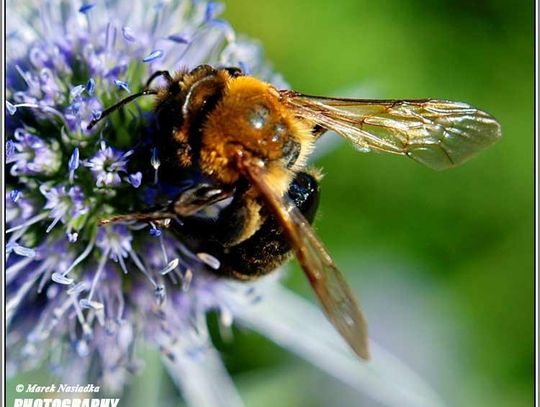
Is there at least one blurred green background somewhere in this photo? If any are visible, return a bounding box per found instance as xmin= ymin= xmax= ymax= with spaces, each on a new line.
xmin=7 ymin=0 xmax=533 ymax=406
xmin=222 ymin=0 xmax=534 ymax=406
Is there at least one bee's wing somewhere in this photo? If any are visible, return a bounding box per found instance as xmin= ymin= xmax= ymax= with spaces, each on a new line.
xmin=237 ymin=156 xmax=369 ymax=360
xmin=281 ymin=92 xmax=502 ymax=170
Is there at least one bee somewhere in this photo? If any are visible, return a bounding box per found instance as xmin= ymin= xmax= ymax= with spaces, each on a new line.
xmin=88 ymin=64 xmax=502 ymax=360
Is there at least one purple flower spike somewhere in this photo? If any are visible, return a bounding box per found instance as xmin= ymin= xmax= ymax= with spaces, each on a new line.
xmin=142 ymin=49 xmax=164 ymax=63
xmin=70 ymin=84 xmax=86 ymax=100
xmin=168 ymin=33 xmax=190 ymax=44
xmin=68 ymin=147 xmax=80 ymax=182
xmin=160 ymin=258 xmax=179 ymax=275
xmin=69 ymin=148 xmax=80 ymax=171
xmin=79 ymin=3 xmax=95 ymax=14
xmin=6 ymin=1 xmax=427 ymax=406
xmin=85 ymin=142 xmax=132 ymax=187
xmin=10 ymin=189 xmax=21 ymax=202
xmin=205 ymin=2 xmax=218 ymax=22
xmin=122 ymin=26 xmax=136 ymax=42
xmin=149 ymin=226 xmax=162 ymax=237
xmin=96 ymin=224 xmax=133 ymax=262
xmin=51 ymin=272 xmax=74 ymax=285
xmin=7 ymin=242 xmax=36 ymax=257
xmin=113 ymin=80 xmax=130 ymax=92
xmin=128 ymin=172 xmax=142 ymax=188
xmin=6 ymin=140 xmax=15 ymax=157
xmin=6 ymin=101 xmax=17 ymax=115
xmin=40 ymin=184 xmax=89 ymax=233
xmin=151 ymin=147 xmax=160 ymax=169
xmin=86 ymin=78 xmax=95 ymax=95
xmin=7 ymin=128 xmax=61 ymax=176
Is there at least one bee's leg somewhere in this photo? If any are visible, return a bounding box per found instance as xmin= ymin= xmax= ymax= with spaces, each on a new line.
xmin=170 ymin=180 xmax=253 ymax=247
xmin=216 ymin=170 xmax=321 ymax=280
xmin=169 ymin=172 xmax=320 ymax=279
xmin=99 ymin=209 xmax=176 ymax=225
xmin=100 ymin=183 xmax=233 ymax=226
xmin=172 ymin=183 xmax=234 ymax=217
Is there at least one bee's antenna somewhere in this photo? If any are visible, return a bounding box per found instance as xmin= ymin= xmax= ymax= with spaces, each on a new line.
xmin=87 ymin=89 xmax=158 ymax=130
xmin=145 ymin=70 xmax=173 ymax=88
xmin=87 ymin=70 xmax=173 ymax=131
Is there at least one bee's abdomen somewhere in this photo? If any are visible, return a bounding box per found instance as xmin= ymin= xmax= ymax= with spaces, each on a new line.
xmin=217 ymin=171 xmax=320 ymax=280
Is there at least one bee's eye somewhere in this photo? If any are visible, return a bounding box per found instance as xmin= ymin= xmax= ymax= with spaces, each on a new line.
xmin=182 ymin=74 xmax=225 ymax=119
xmin=249 ymin=104 xmax=270 ymax=129
xmin=271 ymin=123 xmax=286 ymax=143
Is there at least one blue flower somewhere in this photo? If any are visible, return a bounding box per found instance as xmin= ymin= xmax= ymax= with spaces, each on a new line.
xmin=85 ymin=142 xmax=133 ymax=187
xmin=6 ymin=128 xmax=61 ymax=176
xmin=6 ymin=0 xmax=442 ymax=406
xmin=40 ymin=184 xmax=89 ymax=236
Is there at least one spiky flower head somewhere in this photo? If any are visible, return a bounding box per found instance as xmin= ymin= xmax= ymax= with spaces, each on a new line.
xmin=5 ymin=1 xmax=443 ymax=406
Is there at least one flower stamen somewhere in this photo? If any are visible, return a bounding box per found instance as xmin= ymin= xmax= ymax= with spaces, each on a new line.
xmin=86 ymin=247 xmax=111 ymax=302
xmin=6 ymin=212 xmax=49 ymax=234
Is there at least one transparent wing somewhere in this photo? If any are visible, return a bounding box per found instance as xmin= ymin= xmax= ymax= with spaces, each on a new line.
xmin=281 ymin=91 xmax=502 ymax=170
xmin=237 ymin=156 xmax=369 ymax=360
